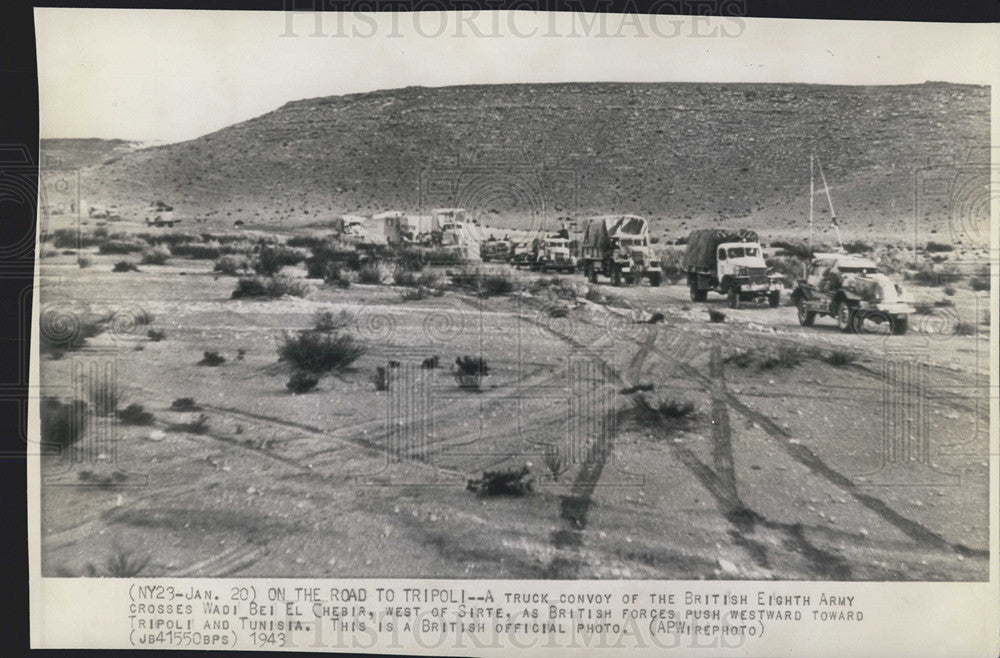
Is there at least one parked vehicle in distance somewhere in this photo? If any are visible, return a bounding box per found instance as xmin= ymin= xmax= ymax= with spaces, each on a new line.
xmin=684 ymin=229 xmax=783 ymax=307
xmin=790 ymin=253 xmax=914 ymax=335
xmin=580 ymin=215 xmax=662 ymax=286
xmin=144 ymin=201 xmax=176 ymax=227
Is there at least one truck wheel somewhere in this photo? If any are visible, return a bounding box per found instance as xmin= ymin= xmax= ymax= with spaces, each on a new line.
xmin=891 ymin=315 xmax=909 ymax=336
xmin=649 ymin=272 xmax=662 ymax=287
xmin=611 ymin=267 xmax=622 ymax=287
xmin=768 ymin=290 xmax=780 ymax=307
xmin=690 ymin=285 xmax=707 ymax=302
xmin=836 ymin=301 xmax=855 ymax=333
xmin=796 ymin=299 xmax=816 ymax=326
xmin=727 ymin=288 xmax=740 ymax=309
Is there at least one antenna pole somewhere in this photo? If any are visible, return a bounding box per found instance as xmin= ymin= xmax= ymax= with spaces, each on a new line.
xmin=817 ymin=156 xmax=843 ymax=249
xmin=809 ymin=153 xmax=814 ymax=257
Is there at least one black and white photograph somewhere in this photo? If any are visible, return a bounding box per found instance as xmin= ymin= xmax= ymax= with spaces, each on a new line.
xmin=28 ymin=7 xmax=997 ymax=654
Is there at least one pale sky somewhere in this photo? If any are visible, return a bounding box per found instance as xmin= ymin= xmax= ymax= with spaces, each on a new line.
xmin=35 ymin=9 xmax=998 ymax=143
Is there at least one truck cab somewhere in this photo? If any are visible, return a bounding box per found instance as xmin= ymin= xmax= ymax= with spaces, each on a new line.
xmin=791 ymin=253 xmax=914 ymax=334
xmin=532 ymin=236 xmax=576 ymax=273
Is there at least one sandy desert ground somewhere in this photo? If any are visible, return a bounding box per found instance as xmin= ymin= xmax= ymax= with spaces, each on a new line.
xmin=37 ymin=219 xmax=991 ymax=582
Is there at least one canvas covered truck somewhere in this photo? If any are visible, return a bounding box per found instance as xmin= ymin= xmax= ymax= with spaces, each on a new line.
xmin=790 ymin=253 xmax=914 ymax=335
xmin=684 ymin=229 xmax=783 ymax=307
xmin=580 ymin=215 xmax=662 ymax=286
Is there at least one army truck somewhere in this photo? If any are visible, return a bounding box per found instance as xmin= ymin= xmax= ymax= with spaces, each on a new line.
xmin=683 ymin=229 xmax=783 ymax=307
xmin=580 ymin=215 xmax=662 ymax=286
xmin=530 ymin=236 xmax=576 ymax=273
xmin=480 ymin=238 xmax=513 ymax=262
xmin=790 ymin=253 xmax=914 ymax=335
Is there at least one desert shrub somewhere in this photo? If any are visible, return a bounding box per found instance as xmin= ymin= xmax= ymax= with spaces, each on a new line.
xmin=451 ymin=267 xmax=519 ymax=296
xmin=286 ymin=235 xmax=327 ymax=249
xmin=198 ymin=351 xmax=226 ymax=366
xmin=313 ymin=309 xmax=352 ymax=332
xmin=770 ymin=240 xmax=812 ymax=259
xmin=656 ymin=247 xmax=686 ymax=282
xmin=466 ymin=465 xmax=535 ymax=497
xmin=231 ymin=276 xmax=267 ymax=298
xmin=99 ymin=239 xmax=146 ymax=255
xmin=286 ymin=371 xmax=319 ymax=394
xmin=969 ymin=275 xmax=990 ymax=292
xmin=760 ymin=344 xmax=804 ymax=369
xmin=823 ymin=349 xmax=857 ymax=367
xmin=140 ymin=245 xmax=171 ymax=265
xmin=943 ymin=286 xmax=956 ymax=296
xmin=842 ymin=240 xmax=872 ymax=255
xmin=584 ymin=288 xmax=605 ymax=303
xmin=724 ymin=348 xmax=754 ymax=368
xmin=106 ymin=548 xmax=150 ymax=577
xmin=924 ymin=241 xmax=954 ymax=253
xmin=393 ymin=246 xmax=427 ymax=272
xmin=398 ymin=286 xmax=431 ymax=301
xmin=421 ymin=355 xmax=439 ymax=369
xmin=148 ymin=232 xmax=200 ymax=248
xmin=453 ymin=356 xmax=489 ymax=391
xmin=708 ymin=309 xmax=726 ymax=323
xmin=908 ymin=263 xmax=960 ymax=287
xmin=278 ymin=330 xmax=365 ymax=373
xmin=633 ymin=393 xmax=695 ymax=422
xmin=118 ymin=403 xmax=154 ymax=425
xmin=913 ymin=302 xmax=934 ymax=315
xmin=78 ymin=257 xmax=92 ymax=268
xmin=358 ymin=261 xmax=385 ymax=284
xmin=213 ymin=254 xmax=253 ymax=275
xmin=146 ymin=329 xmax=166 ymax=342
xmin=173 ymin=241 xmax=222 ymax=259
xmin=934 ymin=298 xmax=954 ymax=307
xmin=253 ymin=245 xmax=307 ymax=276
xmin=231 ymin=275 xmax=309 ymax=299
xmin=766 ymin=256 xmax=805 ymax=283
xmin=40 ymin=398 xmax=87 ymax=451
xmin=953 ymin=321 xmax=976 ymax=336
xmin=170 ymin=397 xmax=201 ymax=411
xmin=305 ymin=242 xmax=361 ymax=278
xmin=61 ymin=249 xmax=77 ymax=255
xmin=52 ymin=228 xmax=97 ymax=249
xmin=112 ymin=261 xmax=139 ymax=273
xmin=423 ymin=247 xmax=467 ymax=267
xmin=393 ymin=265 xmax=439 ymax=288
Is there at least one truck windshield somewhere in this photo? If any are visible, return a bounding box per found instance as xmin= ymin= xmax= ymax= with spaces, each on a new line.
xmin=727 ymin=247 xmax=745 ymax=258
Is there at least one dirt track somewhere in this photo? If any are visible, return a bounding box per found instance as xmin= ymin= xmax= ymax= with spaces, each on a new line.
xmin=39 ymin=252 xmax=990 ymax=580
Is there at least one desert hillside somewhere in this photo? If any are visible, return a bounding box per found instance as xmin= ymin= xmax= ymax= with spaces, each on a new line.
xmin=56 ymin=82 xmax=989 ymax=241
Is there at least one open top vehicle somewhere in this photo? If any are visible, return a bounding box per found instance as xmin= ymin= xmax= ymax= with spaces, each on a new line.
xmin=790 ymin=252 xmax=915 ymax=335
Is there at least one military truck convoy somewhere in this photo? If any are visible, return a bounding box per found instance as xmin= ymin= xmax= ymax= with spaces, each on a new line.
xmin=579 ymin=215 xmax=663 ymax=286
xmin=683 ymin=229 xmax=784 ymax=307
